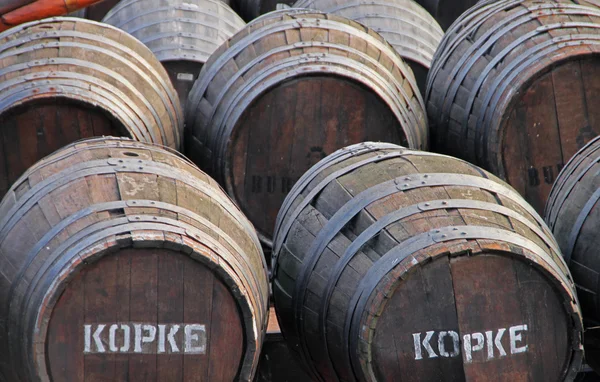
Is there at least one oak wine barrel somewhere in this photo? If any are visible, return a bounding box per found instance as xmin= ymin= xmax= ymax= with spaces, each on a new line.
xmin=272 ymin=142 xmax=583 ymax=382
xmin=0 ymin=137 xmax=269 ymax=381
xmin=426 ymin=0 xmax=600 ymax=214
xmin=186 ymin=11 xmax=427 ymax=246
xmin=291 ymin=0 xmax=443 ymax=96
xmin=546 ymin=135 xmax=600 ymax=325
xmin=0 ymin=17 xmax=182 ymax=201
xmin=103 ymin=0 xmax=245 ymax=109
xmin=414 ymin=0 xmax=478 ymax=30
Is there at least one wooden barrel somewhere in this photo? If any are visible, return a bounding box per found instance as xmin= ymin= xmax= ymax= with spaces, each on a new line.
xmin=415 ymin=0 xmax=478 ymax=30
xmin=272 ymin=142 xmax=583 ymax=382
xmin=186 ymin=12 xmax=427 ymax=246
xmin=291 ymin=0 xmax=443 ymax=96
xmin=0 ymin=17 xmax=182 ymax=201
xmin=546 ymin=135 xmax=600 ymax=325
xmin=0 ymin=137 xmax=269 ymax=382
xmin=103 ymin=0 xmax=245 ymax=109
xmin=426 ymin=0 xmax=600 ymax=215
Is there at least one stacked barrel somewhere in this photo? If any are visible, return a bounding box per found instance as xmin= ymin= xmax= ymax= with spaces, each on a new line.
xmin=3 ymin=0 xmax=600 ymax=380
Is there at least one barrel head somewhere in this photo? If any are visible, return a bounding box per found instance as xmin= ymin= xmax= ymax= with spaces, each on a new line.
xmin=46 ymin=248 xmax=244 ymax=381
xmin=371 ymin=253 xmax=571 ymax=381
xmin=228 ymin=76 xmax=404 ymax=244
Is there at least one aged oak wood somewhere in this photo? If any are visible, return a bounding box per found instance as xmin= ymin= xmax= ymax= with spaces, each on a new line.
xmin=291 ymin=0 xmax=443 ymax=96
xmin=0 ymin=137 xmax=269 ymax=382
xmin=186 ymin=11 xmax=427 ymax=247
xmin=102 ymin=0 xmax=245 ymax=109
xmin=0 ymin=17 xmax=182 ymax=201
xmin=272 ymin=141 xmax=583 ymax=382
xmin=426 ymin=0 xmax=600 ymax=214
xmin=546 ymin=135 xmax=600 ymax=324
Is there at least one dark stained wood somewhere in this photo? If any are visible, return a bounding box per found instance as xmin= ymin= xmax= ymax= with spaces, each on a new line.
xmin=426 ymin=1 xmax=600 ymax=215
xmin=273 ymin=141 xmax=583 ymax=382
xmin=256 ymin=307 xmax=315 ymax=382
xmin=0 ymin=18 xmax=182 ymax=200
xmin=186 ymin=12 xmax=427 ymax=246
xmin=0 ymin=100 xmax=122 ymax=200
xmin=0 ymin=137 xmax=268 ymax=382
xmin=163 ymin=61 xmax=204 ymax=112
xmin=231 ymin=76 xmax=403 ymax=246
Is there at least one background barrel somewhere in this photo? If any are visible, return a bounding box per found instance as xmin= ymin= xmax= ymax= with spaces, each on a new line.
xmin=272 ymin=141 xmax=583 ymax=382
xmin=426 ymin=0 xmax=600 ymax=214
xmin=186 ymin=11 xmax=427 ymax=246
xmin=414 ymin=0 xmax=478 ymax=30
xmin=546 ymin=135 xmax=600 ymax=324
xmin=103 ymin=0 xmax=245 ymax=109
xmin=0 ymin=17 xmax=182 ymax=201
xmin=0 ymin=137 xmax=269 ymax=382
xmin=291 ymin=0 xmax=443 ymax=96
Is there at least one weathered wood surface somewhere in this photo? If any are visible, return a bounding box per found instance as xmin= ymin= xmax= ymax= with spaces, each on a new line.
xmin=426 ymin=0 xmax=600 ymax=214
xmin=0 ymin=137 xmax=269 ymax=381
xmin=415 ymin=0 xmax=478 ymax=30
xmin=546 ymin=135 xmax=600 ymax=326
xmin=103 ymin=0 xmax=245 ymax=109
xmin=0 ymin=17 xmax=182 ymax=201
xmin=186 ymin=12 xmax=427 ymax=246
xmin=292 ymin=0 xmax=443 ymax=96
xmin=272 ymin=141 xmax=583 ymax=382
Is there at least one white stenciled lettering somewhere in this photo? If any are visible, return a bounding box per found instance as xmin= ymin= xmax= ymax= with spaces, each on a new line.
xmin=168 ymin=325 xmax=180 ymax=352
xmin=412 ymin=324 xmax=529 ymax=363
xmin=438 ymin=331 xmax=460 ymax=358
xmin=109 ymin=325 xmax=119 ymax=352
xmin=510 ymin=325 xmax=528 ymax=354
xmin=84 ymin=325 xmax=92 ymax=353
xmin=83 ymin=323 xmax=203 ymax=354
xmin=185 ymin=324 xmax=206 ymax=354
xmin=158 ymin=325 xmax=166 ymax=353
xmin=142 ymin=325 xmax=157 ymax=349
xmin=463 ymin=332 xmax=484 ymax=363
xmin=134 ymin=324 xmax=143 ymax=353
xmin=120 ymin=324 xmax=130 ymax=352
